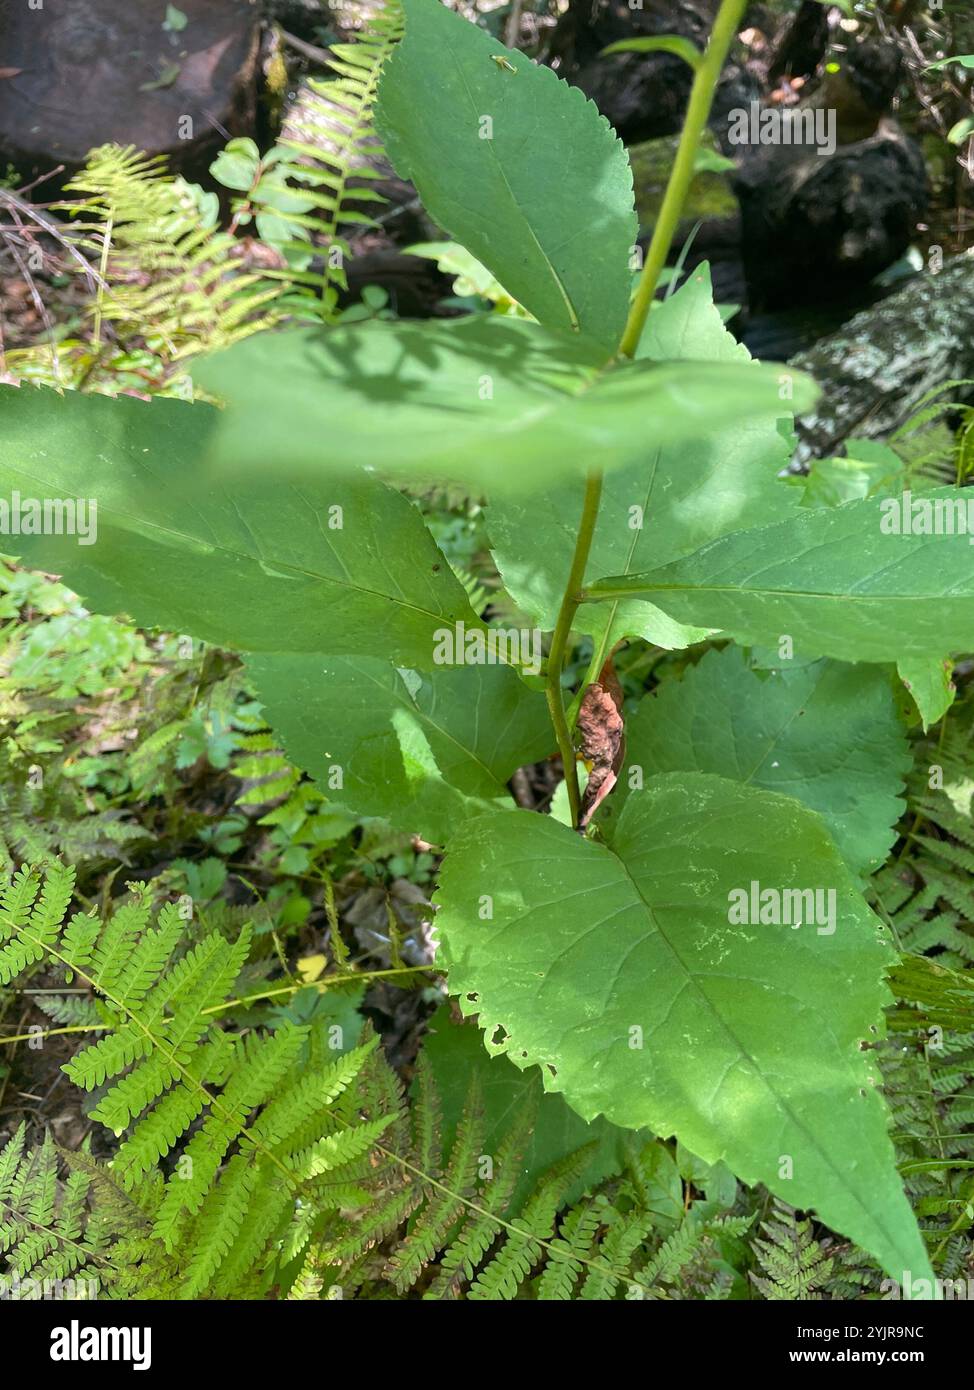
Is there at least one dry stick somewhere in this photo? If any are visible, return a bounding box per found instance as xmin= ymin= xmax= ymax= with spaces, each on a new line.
xmin=504 ymin=0 xmax=524 ymax=50
xmin=3 ymin=216 xmax=64 ymax=382
xmin=545 ymin=0 xmax=749 ymax=828
xmin=0 ymin=188 xmax=107 ymax=293
xmin=279 ymin=27 xmax=334 ymax=66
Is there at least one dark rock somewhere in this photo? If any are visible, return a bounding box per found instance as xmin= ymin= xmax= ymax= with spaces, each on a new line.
xmin=789 ymin=253 xmax=974 ymax=464
xmin=546 ymin=0 xmax=759 ymax=144
xmin=0 ymin=0 xmax=260 ymax=185
xmin=734 ymin=119 xmax=928 ymax=309
xmin=730 ymin=40 xmax=926 ymax=309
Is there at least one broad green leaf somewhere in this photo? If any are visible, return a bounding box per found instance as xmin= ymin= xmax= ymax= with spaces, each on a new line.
xmin=606 ymin=647 xmax=910 ymax=877
xmin=210 ymin=137 xmax=261 ymax=191
xmin=435 ymin=777 xmax=933 ymax=1287
xmin=245 ymin=654 xmax=553 ymax=842
xmin=897 ymin=656 xmax=955 ymax=731
xmin=421 ymin=1006 xmax=637 ymax=1211
xmin=0 ymin=383 xmax=480 ymax=669
xmin=488 ymin=270 xmax=801 ymax=648
xmin=588 ymin=488 xmax=974 ymax=663
xmin=375 ymin=0 xmax=636 ymax=352
xmin=196 ymin=313 xmax=817 ymax=495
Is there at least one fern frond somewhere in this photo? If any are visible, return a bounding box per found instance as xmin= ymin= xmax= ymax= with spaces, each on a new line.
xmin=5 ymin=144 xmax=282 ymax=389
xmin=749 ymin=1200 xmax=834 ymax=1300
xmin=467 ymin=1144 xmax=596 ymax=1301
xmin=578 ymin=1206 xmax=656 ymax=1300
xmin=533 ymin=1198 xmax=603 ymax=1300
xmin=0 ymin=1128 xmax=105 ymax=1295
xmin=0 ymin=863 xmax=402 ymax=1296
xmin=257 ymin=3 xmax=404 ymax=315
xmin=636 ymin=1217 xmax=712 ymax=1296
xmin=423 ymin=1093 xmax=536 ymax=1300
xmin=386 ymin=1068 xmax=484 ymax=1292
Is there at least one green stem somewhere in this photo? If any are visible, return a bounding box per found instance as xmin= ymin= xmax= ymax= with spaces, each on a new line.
xmin=617 ymin=0 xmax=748 ymax=360
xmin=545 ymin=469 xmax=604 ymax=828
xmin=545 ymin=0 xmax=745 ymax=824
xmin=0 ymin=1023 xmax=109 ymax=1047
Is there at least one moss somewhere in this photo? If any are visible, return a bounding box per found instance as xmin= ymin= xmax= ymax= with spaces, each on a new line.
xmin=628 ymin=132 xmax=739 ymax=227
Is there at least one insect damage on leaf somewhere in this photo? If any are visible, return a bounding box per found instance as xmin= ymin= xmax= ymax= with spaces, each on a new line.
xmin=576 ymin=655 xmax=625 ymax=830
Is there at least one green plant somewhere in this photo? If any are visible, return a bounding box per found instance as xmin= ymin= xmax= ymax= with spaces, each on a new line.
xmin=6 ymin=145 xmax=282 ymax=393
xmin=211 ymin=4 xmax=404 ymax=318
xmin=0 ymin=863 xmax=730 ymax=1301
xmin=0 ymin=862 xmax=398 ymax=1297
xmin=4 ymin=0 xmax=974 ymax=1295
xmin=748 ymin=1199 xmax=837 ymax=1300
xmin=0 ymin=1127 xmax=106 ymax=1297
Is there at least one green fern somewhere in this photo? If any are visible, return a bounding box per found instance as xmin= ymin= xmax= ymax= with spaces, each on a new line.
xmin=889 ymin=380 xmax=974 ymax=487
xmin=9 ymin=146 xmax=281 ymax=392
xmin=232 ymin=729 xmax=354 ymax=880
xmin=251 ymin=3 xmax=404 ymax=316
xmin=71 ymin=145 xmax=281 ymax=361
xmin=60 ymin=1146 xmax=179 ymax=1299
xmin=749 ymin=1200 xmax=835 ymax=1300
xmin=301 ymin=1045 xmax=747 ymax=1300
xmin=866 ymin=689 xmax=974 ymax=1269
xmin=0 ymin=1127 xmax=105 ymax=1297
xmin=0 ymin=633 xmax=147 ymax=874
xmin=0 ymin=862 xmax=394 ymax=1297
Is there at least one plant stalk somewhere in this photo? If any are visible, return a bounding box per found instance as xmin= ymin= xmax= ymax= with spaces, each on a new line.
xmin=617 ymin=0 xmax=748 ymax=360
xmin=545 ymin=0 xmax=746 ymax=826
xmin=545 ymin=468 xmax=604 ymax=827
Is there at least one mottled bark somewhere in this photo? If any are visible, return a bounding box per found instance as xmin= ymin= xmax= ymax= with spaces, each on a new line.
xmin=790 ymin=253 xmax=974 ymax=463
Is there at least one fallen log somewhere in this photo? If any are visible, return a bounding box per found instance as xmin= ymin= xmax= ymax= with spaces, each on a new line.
xmin=790 ymin=251 xmax=974 ymax=464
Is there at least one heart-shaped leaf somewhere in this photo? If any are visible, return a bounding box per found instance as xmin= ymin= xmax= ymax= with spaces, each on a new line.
xmin=435 ymin=775 xmax=933 ymax=1288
